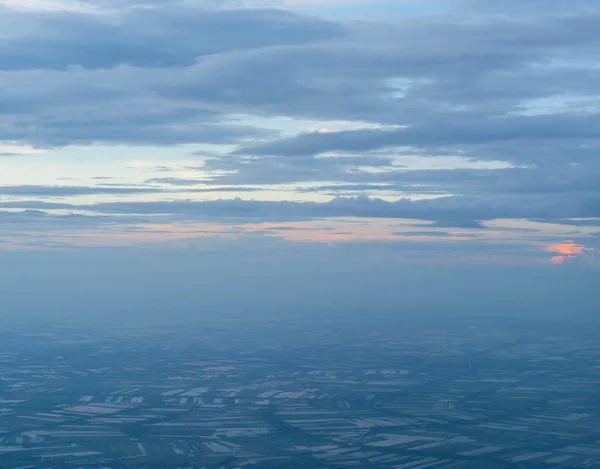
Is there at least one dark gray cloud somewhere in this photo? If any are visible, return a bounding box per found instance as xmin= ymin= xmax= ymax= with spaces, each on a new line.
xmin=0 ymin=200 xmax=76 ymax=210
xmin=427 ymin=219 xmax=487 ymax=229
xmin=1 ymin=194 xmax=595 ymax=227
xmin=0 ymin=6 xmax=344 ymax=71
xmin=205 ymin=158 xmax=600 ymax=208
xmin=0 ymin=184 xmax=267 ymax=197
xmin=135 ymin=194 xmax=599 ymax=223
xmin=3 ymin=3 xmax=599 ymax=149
xmin=161 ymin=12 xmax=600 ymax=125
xmin=0 ymin=110 xmax=273 ymax=148
xmin=0 ymin=185 xmax=163 ymax=196
xmin=0 ymin=208 xmax=142 ymax=229
xmin=1 ymin=0 xmax=599 ymax=225
xmin=235 ymin=114 xmax=600 ymax=161
xmin=0 ymin=6 xmax=338 ymax=147
xmin=394 ymin=231 xmax=454 ymax=237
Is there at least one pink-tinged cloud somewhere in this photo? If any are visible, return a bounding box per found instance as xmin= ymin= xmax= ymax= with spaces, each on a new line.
xmin=546 ymin=243 xmax=599 ymax=265
xmin=550 ymin=255 xmax=568 ymax=265
xmin=546 ymin=243 xmax=585 ymax=255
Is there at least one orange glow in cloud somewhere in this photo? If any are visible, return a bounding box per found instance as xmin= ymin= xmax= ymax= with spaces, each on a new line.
xmin=546 ymin=243 xmax=598 ymax=265
xmin=546 ymin=243 xmax=585 ymax=255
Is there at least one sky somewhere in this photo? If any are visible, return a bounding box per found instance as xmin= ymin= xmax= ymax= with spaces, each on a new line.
xmin=1 ymin=0 xmax=599 ymax=319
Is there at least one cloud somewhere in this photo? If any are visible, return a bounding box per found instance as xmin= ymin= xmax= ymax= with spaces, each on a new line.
xmin=1 ymin=0 xmax=599 ymax=230
xmin=0 ymin=185 xmax=163 ymax=196
xmin=0 ymin=208 xmax=146 ymax=231
xmin=1 ymin=194 xmax=596 ymax=227
xmin=0 ymin=6 xmax=344 ymax=70
xmin=235 ymin=114 xmax=600 ymax=160
xmin=547 ymin=243 xmax=586 ymax=256
xmin=0 ymin=6 xmax=341 ymax=147
xmin=550 ymin=255 xmax=567 ymax=265
xmin=0 ymin=184 xmax=270 ymax=197
xmin=145 ymin=177 xmax=207 ymax=186
xmin=546 ymin=242 xmax=599 ymax=266
xmin=3 ymin=5 xmax=600 ymax=150
xmin=145 ymin=178 xmax=266 ymax=192
xmin=1 ymin=197 xmax=598 ymax=274
xmin=531 ymin=218 xmax=600 ymax=227
xmin=394 ymin=231 xmax=454 ymax=237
